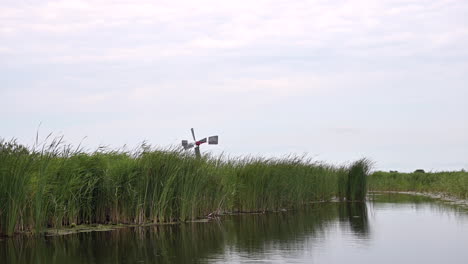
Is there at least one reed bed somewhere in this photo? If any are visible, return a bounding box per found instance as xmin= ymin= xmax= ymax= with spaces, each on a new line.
xmin=0 ymin=138 xmax=370 ymax=236
xmin=369 ymin=170 xmax=468 ymax=199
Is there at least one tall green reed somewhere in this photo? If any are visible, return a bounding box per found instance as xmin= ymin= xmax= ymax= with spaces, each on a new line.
xmin=0 ymin=137 xmax=370 ymax=236
xmin=337 ymin=158 xmax=372 ymax=201
xmin=0 ymin=140 xmax=33 ymax=236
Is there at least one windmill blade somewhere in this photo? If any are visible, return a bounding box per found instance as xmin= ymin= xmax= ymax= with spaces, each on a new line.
xmin=191 ymin=128 xmax=197 ymax=141
xmin=208 ymin=136 xmax=218 ymax=145
xmin=197 ymin=138 xmax=207 ymax=144
xmin=182 ymin=142 xmax=194 ymax=150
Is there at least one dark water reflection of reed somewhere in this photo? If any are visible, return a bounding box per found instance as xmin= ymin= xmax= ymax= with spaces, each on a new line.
xmin=338 ymin=202 xmax=370 ymax=238
xmin=1 ymin=202 xmax=371 ymax=264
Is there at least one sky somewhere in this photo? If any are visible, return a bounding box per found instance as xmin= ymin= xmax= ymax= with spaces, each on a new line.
xmin=1 ymin=0 xmax=467 ymax=171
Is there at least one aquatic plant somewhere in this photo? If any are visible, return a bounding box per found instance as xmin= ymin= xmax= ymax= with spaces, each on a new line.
xmin=336 ymin=158 xmax=372 ymax=201
xmin=0 ymin=138 xmax=370 ymax=236
xmin=346 ymin=159 xmax=371 ymax=201
xmin=0 ymin=140 xmax=34 ymax=236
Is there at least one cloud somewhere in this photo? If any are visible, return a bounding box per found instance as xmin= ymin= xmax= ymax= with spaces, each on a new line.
xmin=1 ymin=0 xmax=467 ymax=64
xmin=1 ymin=0 xmax=468 ymax=171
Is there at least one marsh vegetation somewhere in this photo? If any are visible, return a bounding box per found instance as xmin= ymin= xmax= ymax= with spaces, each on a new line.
xmin=369 ymin=170 xmax=468 ymax=199
xmin=0 ymin=138 xmax=370 ymax=237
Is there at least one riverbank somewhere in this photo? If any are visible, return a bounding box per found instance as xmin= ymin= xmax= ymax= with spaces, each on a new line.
xmin=0 ymin=139 xmax=370 ymax=237
xmin=369 ymin=170 xmax=468 ymax=199
xmin=370 ymin=191 xmax=468 ymax=210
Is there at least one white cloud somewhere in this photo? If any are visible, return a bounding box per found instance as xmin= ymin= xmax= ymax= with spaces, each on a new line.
xmin=1 ymin=0 xmax=467 ymax=63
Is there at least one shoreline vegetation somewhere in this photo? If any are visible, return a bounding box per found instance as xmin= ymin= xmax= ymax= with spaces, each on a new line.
xmin=0 ymin=138 xmax=370 ymax=237
xmin=369 ymin=170 xmax=468 ymax=200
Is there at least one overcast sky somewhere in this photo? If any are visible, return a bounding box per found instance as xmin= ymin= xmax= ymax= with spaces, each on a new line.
xmin=1 ymin=0 xmax=467 ymax=171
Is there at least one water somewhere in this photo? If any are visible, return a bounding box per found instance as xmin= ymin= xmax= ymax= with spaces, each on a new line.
xmin=2 ymin=193 xmax=468 ymax=264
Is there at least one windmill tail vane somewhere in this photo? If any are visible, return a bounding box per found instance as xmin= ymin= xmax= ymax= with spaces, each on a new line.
xmin=181 ymin=128 xmax=218 ymax=158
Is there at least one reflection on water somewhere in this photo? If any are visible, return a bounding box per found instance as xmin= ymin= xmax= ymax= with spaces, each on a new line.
xmin=2 ymin=194 xmax=468 ymax=264
xmin=339 ymin=202 xmax=370 ymax=239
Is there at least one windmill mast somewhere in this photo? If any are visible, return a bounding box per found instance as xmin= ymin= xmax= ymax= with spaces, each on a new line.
xmin=194 ymin=146 xmax=201 ymax=158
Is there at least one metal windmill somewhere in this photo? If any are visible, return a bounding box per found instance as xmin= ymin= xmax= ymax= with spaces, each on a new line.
xmin=181 ymin=128 xmax=218 ymax=158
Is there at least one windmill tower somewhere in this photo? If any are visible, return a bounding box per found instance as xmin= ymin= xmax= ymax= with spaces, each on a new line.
xmin=182 ymin=128 xmax=218 ymax=158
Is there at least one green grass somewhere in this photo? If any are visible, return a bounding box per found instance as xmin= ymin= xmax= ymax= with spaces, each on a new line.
xmin=369 ymin=170 xmax=468 ymax=199
xmin=0 ymin=138 xmax=371 ymax=236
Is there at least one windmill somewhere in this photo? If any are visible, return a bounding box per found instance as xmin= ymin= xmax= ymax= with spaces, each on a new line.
xmin=181 ymin=128 xmax=218 ymax=158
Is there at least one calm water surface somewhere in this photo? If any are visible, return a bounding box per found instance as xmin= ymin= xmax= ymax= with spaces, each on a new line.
xmin=2 ymin=194 xmax=468 ymax=263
